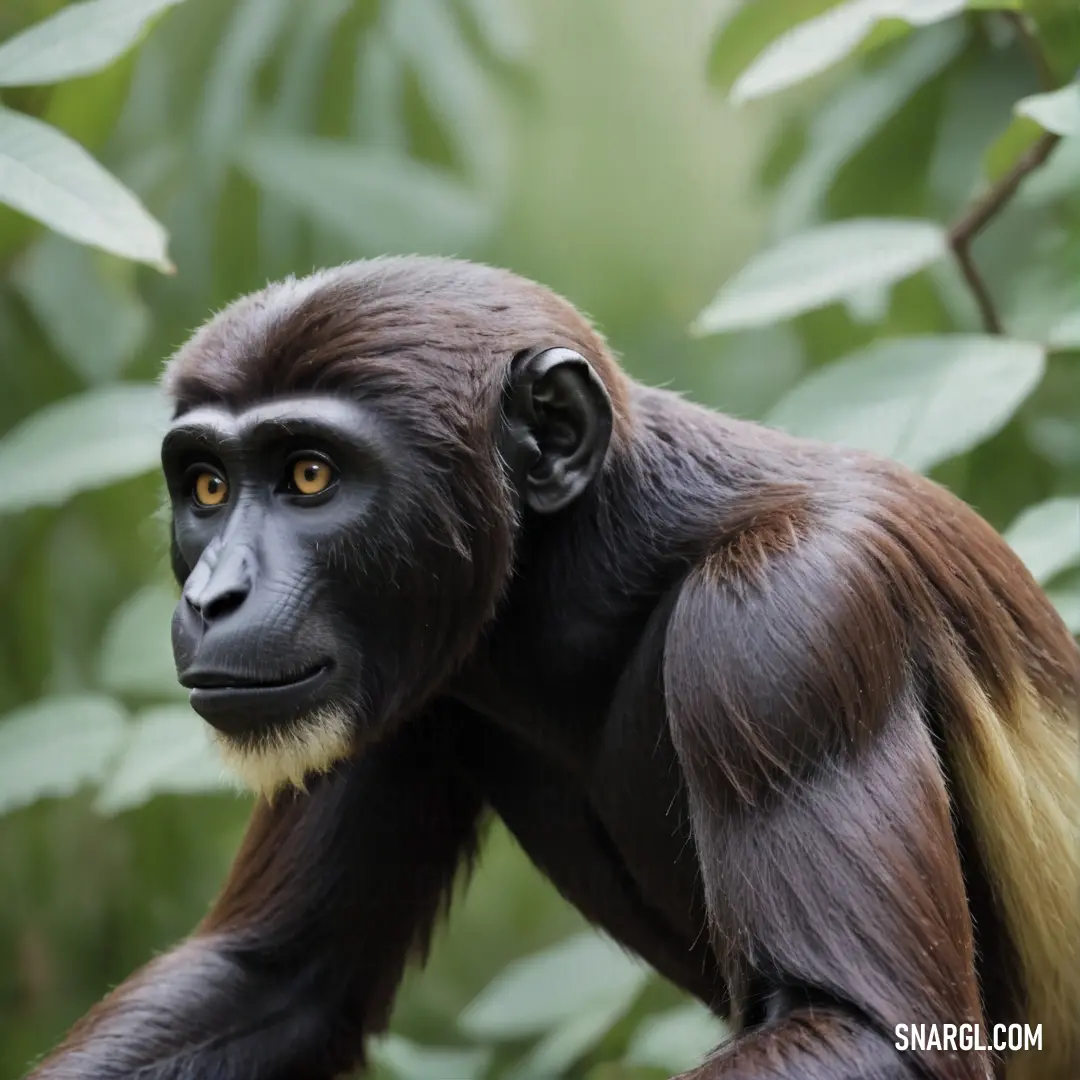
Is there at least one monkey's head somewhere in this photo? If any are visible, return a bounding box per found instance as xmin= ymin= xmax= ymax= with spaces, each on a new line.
xmin=161 ymin=257 xmax=628 ymax=796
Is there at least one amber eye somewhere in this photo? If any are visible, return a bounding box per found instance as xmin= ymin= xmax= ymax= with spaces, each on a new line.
xmin=193 ymin=470 xmax=228 ymax=507
xmin=290 ymin=457 xmax=334 ymax=496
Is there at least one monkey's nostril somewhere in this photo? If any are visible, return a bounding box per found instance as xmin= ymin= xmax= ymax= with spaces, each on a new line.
xmin=186 ymin=584 xmax=249 ymax=622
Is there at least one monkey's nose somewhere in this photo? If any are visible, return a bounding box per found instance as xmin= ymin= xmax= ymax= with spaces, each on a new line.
xmin=182 ymin=549 xmax=254 ymax=623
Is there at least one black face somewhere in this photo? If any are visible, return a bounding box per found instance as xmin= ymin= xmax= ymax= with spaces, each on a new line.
xmin=161 ymin=349 xmax=613 ymax=790
xmin=163 ymin=395 xmax=388 ymax=740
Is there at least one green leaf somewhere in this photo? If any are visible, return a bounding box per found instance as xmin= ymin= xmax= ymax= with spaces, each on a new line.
xmin=369 ymin=1035 xmax=491 ymax=1080
xmin=238 ymin=134 xmax=492 ymax=255
xmin=0 ymin=694 xmax=126 ymax=815
xmin=1003 ymin=497 xmax=1080 ymax=584
xmin=463 ymin=0 xmax=530 ymax=64
xmin=693 ymin=219 xmax=947 ymax=334
xmin=984 ymin=115 xmax=1045 ymax=183
xmin=843 ymin=281 xmax=892 ymax=324
xmin=710 ymin=0 xmax=844 ymax=92
xmin=507 ymin=994 xmax=642 ymax=1080
xmin=585 ymin=1067 xmax=666 ymax=1080
xmin=265 ymin=0 xmax=350 ymax=134
xmin=928 ymin=49 xmax=1034 ymax=209
xmin=0 ymin=383 xmax=171 ymax=515
xmin=352 ymin=25 xmax=407 ymax=151
xmin=94 ymin=705 xmax=229 ymax=813
xmin=195 ymin=0 xmax=293 ymax=185
xmin=710 ymin=324 xmax=807 ymax=419
xmin=459 ymin=932 xmax=650 ymax=1040
xmin=1016 ymin=134 xmax=1080 ymax=208
xmin=1048 ymin=309 xmax=1080 ymax=348
xmin=1047 ymin=582 xmax=1080 ymax=634
xmin=386 ymin=0 xmax=508 ymax=183
xmin=772 ymin=19 xmax=965 ymax=237
xmin=98 ymin=584 xmax=185 ymax=700
xmin=0 ymin=106 xmax=171 ymax=269
xmin=257 ymin=0 xmax=350 ymax=273
xmin=13 ymin=234 xmax=150 ymax=384
xmin=731 ymin=1 xmax=877 ymax=103
xmin=896 ymin=0 xmax=972 ymax=13
xmin=766 ymin=335 xmax=1046 ymax=472
xmin=0 ymin=0 xmax=186 ymax=88
xmin=730 ymin=0 xmax=967 ymax=104
xmin=1000 ymin=243 xmax=1080 ymax=343
xmin=625 ymin=1003 xmax=730 ymax=1074
xmin=1015 ymin=84 xmax=1080 ymax=137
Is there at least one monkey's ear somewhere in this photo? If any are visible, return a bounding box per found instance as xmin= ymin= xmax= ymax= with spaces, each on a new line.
xmin=505 ymin=348 xmax=613 ymax=514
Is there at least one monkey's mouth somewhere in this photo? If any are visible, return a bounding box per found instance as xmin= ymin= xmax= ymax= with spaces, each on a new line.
xmin=179 ymin=663 xmax=330 ymax=691
xmin=180 ymin=663 xmax=334 ymax=736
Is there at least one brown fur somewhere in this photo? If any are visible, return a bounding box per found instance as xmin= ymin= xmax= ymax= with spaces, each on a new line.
xmin=869 ymin=471 xmax=1080 ymax=1078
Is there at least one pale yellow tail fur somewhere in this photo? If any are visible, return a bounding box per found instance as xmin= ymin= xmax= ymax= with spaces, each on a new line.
xmin=949 ymin=677 xmax=1080 ymax=1080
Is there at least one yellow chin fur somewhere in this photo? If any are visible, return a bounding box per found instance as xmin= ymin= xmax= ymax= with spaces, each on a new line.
xmin=211 ymin=706 xmax=354 ymax=799
xmin=949 ymin=677 xmax=1080 ymax=1080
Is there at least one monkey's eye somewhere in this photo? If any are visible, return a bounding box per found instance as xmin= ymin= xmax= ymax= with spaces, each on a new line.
xmin=287 ymin=456 xmax=336 ymax=497
xmin=191 ymin=469 xmax=229 ymax=508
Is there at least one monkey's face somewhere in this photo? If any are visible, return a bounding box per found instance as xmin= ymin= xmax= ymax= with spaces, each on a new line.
xmin=159 ymin=261 xmax=619 ymax=798
xmin=162 ymin=393 xmax=469 ymax=795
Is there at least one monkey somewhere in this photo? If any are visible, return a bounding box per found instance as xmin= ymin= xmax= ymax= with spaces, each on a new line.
xmin=26 ymin=256 xmax=1079 ymax=1080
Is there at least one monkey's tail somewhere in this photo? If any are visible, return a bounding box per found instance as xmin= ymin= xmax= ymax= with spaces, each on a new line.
xmin=945 ymin=673 xmax=1080 ymax=1080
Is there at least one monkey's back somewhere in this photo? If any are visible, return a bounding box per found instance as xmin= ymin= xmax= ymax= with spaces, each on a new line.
xmin=649 ymin=387 xmax=1080 ymax=1079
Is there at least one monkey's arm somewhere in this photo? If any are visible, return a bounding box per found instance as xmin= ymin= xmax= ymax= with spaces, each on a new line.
xmin=26 ymin=706 xmax=483 ymax=1080
xmin=664 ymin=527 xmax=992 ymax=1080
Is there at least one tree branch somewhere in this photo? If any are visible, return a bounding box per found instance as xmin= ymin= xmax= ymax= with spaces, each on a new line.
xmin=948 ymin=129 xmax=1061 ymax=335
xmin=946 ymin=12 xmax=1062 ymax=335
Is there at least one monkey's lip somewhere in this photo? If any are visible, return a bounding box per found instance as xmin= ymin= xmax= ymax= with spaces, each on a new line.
xmin=181 ymin=663 xmax=333 ymax=735
xmin=179 ymin=663 xmax=331 ymax=691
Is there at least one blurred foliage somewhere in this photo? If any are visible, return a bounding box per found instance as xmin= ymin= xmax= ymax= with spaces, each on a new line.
xmin=0 ymin=1 xmax=1078 ymax=1077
